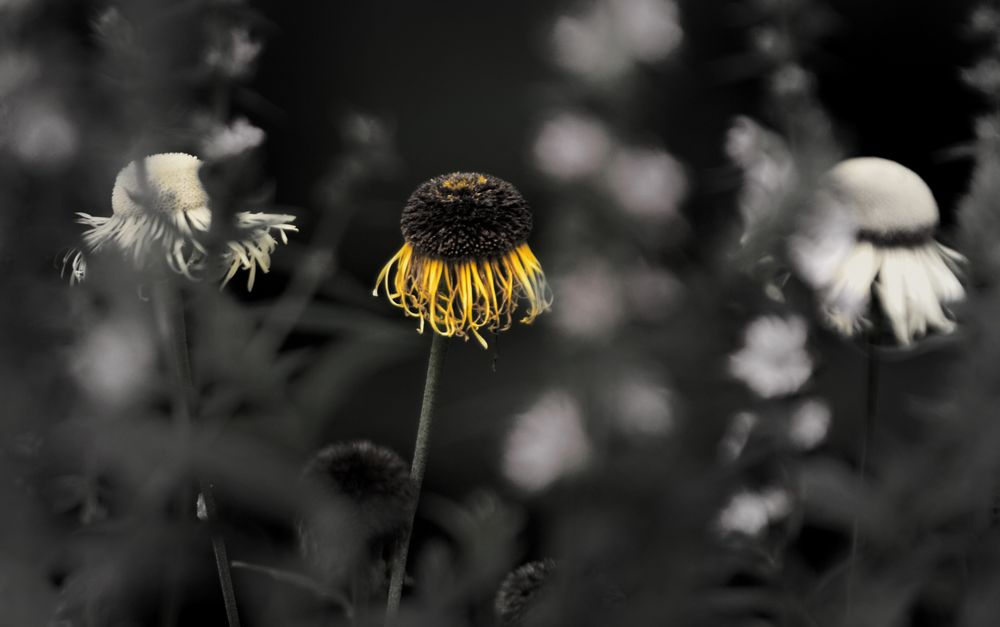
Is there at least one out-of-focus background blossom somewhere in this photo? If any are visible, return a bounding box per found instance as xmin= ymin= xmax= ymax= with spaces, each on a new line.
xmin=5 ymin=0 xmax=1000 ymax=625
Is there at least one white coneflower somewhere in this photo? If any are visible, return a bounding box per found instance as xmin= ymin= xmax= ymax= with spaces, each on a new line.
xmin=75 ymin=152 xmax=296 ymax=290
xmin=806 ymin=157 xmax=965 ymax=345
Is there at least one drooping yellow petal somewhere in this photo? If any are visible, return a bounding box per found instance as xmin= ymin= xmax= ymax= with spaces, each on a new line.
xmin=373 ymin=242 xmax=551 ymax=348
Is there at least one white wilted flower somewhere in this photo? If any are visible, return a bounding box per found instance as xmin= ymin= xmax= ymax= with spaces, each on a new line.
xmin=605 ymin=147 xmax=687 ymax=220
xmin=789 ymin=398 xmax=831 ymax=450
xmin=729 ymin=315 xmax=812 ymax=398
xmin=74 ymin=152 xmax=297 ymax=290
xmin=534 ymin=113 xmax=612 ymax=181
xmin=801 ymin=158 xmax=965 ymax=345
xmin=717 ymin=487 xmax=792 ymax=537
xmin=205 ymin=27 xmax=262 ymax=79
xmin=502 ymin=391 xmax=591 ymax=492
xmin=201 ymin=117 xmax=265 ymax=160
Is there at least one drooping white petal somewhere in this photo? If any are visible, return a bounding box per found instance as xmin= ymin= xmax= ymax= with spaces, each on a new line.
xmin=75 ymin=153 xmax=297 ymax=290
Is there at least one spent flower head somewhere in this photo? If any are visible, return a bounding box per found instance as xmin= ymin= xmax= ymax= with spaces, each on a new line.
xmin=74 ymin=152 xmax=296 ymax=290
xmin=802 ymin=157 xmax=965 ymax=345
xmin=301 ymin=440 xmax=415 ymax=536
xmin=298 ymin=441 xmax=415 ymax=585
xmin=374 ymin=172 xmax=552 ymax=348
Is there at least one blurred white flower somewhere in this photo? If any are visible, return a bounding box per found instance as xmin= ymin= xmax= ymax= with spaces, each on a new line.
xmin=205 ymin=27 xmax=261 ymax=79
xmin=717 ymin=487 xmax=792 ymax=537
xmin=729 ymin=315 xmax=812 ymax=398
xmin=970 ymin=6 xmax=1000 ymax=34
xmin=805 ymin=158 xmax=965 ymax=345
xmin=553 ymin=9 xmax=630 ymax=81
xmin=623 ymin=266 xmax=683 ymax=321
xmin=609 ymin=0 xmax=683 ymax=62
xmin=534 ymin=113 xmax=612 ymax=181
xmin=201 ymin=117 xmax=265 ymax=160
xmin=10 ymin=100 xmax=77 ymax=166
xmin=76 ymin=153 xmax=297 ymax=290
xmin=719 ymin=411 xmax=758 ymax=461
xmin=789 ymin=398 xmax=831 ymax=450
xmin=552 ymin=0 xmax=681 ymax=82
xmin=0 ymin=51 xmax=38 ymax=96
xmin=71 ymin=316 xmax=154 ymax=406
xmin=503 ymin=391 xmax=591 ymax=492
xmin=771 ymin=63 xmax=814 ymax=98
xmin=605 ymin=147 xmax=687 ymax=220
xmin=552 ymin=260 xmax=624 ymax=339
xmin=725 ymin=116 xmax=795 ymax=243
xmin=609 ymin=374 xmax=674 ymax=437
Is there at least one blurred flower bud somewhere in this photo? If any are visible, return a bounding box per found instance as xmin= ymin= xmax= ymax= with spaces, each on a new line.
xmin=298 ymin=440 xmax=415 ymax=592
xmin=301 ymin=440 xmax=414 ymax=543
xmin=495 ymin=560 xmax=557 ymax=627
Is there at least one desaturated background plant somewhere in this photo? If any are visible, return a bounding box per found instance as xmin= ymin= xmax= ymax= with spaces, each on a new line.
xmin=4 ymin=0 xmax=1000 ymax=626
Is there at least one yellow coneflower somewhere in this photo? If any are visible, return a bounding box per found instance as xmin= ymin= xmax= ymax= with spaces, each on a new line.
xmin=374 ymin=172 xmax=552 ymax=348
xmin=74 ymin=152 xmax=297 ymax=290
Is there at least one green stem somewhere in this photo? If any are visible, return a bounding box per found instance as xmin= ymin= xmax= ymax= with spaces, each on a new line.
xmin=153 ymin=281 xmax=242 ymax=627
xmin=199 ymin=484 xmax=242 ymax=627
xmin=385 ymin=333 xmax=447 ymax=621
xmin=846 ymin=338 xmax=878 ymax=624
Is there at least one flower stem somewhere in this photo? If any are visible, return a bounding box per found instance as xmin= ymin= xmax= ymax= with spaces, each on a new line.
xmin=385 ymin=333 xmax=447 ymax=620
xmin=846 ymin=338 xmax=879 ymax=623
xmin=198 ymin=484 xmax=242 ymax=627
xmin=153 ymin=281 xmax=242 ymax=627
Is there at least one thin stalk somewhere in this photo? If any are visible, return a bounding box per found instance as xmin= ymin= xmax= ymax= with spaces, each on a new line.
xmin=198 ymin=483 xmax=242 ymax=627
xmin=846 ymin=337 xmax=878 ymax=624
xmin=153 ymin=281 xmax=242 ymax=627
xmin=385 ymin=333 xmax=448 ymax=620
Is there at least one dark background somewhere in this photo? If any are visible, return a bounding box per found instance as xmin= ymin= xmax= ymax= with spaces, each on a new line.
xmin=246 ymin=0 xmax=984 ymax=495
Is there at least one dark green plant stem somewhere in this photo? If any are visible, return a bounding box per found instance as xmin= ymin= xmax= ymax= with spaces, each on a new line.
xmin=153 ymin=281 xmax=242 ymax=627
xmin=846 ymin=337 xmax=878 ymax=623
xmin=199 ymin=485 xmax=242 ymax=627
xmin=385 ymin=333 xmax=448 ymax=621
